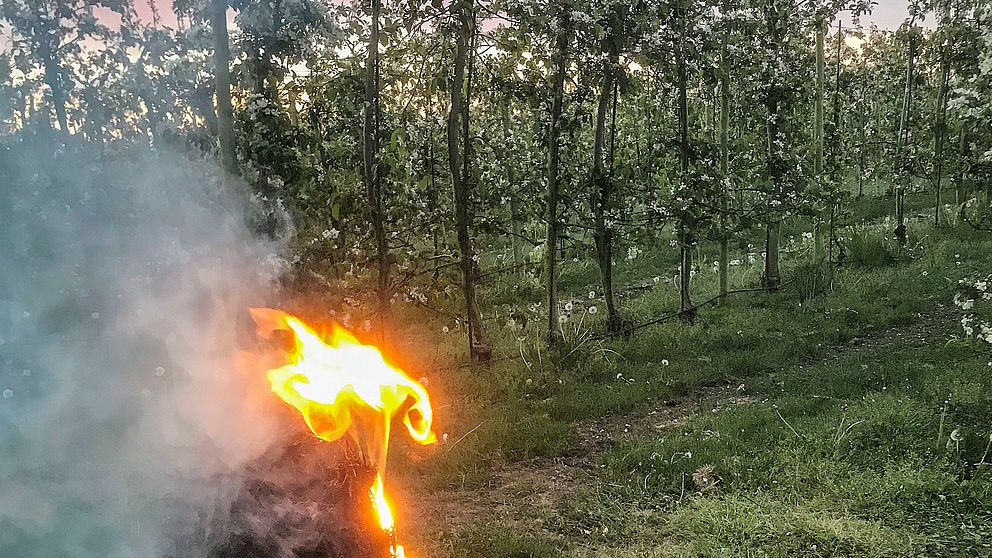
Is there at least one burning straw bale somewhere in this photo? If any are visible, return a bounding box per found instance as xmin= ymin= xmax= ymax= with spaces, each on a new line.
xmin=205 ymin=433 xmax=391 ymax=558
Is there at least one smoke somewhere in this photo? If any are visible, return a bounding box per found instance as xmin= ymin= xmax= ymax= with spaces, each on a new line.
xmin=0 ymin=139 xmax=293 ymax=558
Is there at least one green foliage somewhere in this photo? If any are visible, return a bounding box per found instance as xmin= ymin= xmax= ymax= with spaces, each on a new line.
xmin=844 ymin=225 xmax=897 ymax=267
xmin=791 ymin=260 xmax=830 ymax=300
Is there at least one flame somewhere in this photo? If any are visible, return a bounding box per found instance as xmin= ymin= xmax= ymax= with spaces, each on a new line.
xmin=249 ymin=308 xmax=433 ymax=557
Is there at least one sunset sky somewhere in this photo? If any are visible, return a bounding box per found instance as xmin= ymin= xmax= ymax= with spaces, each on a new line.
xmin=127 ymin=0 xmax=934 ymax=31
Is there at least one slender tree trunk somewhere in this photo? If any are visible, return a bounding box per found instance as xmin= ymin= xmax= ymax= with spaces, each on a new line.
xmin=857 ymin=66 xmax=868 ymax=198
xmin=831 ymin=20 xmax=843 ymax=177
xmin=813 ymin=18 xmax=825 ymax=266
xmin=593 ymin=22 xmax=622 ymax=333
xmin=762 ymin=0 xmax=784 ymax=289
xmin=546 ymin=14 xmax=570 ymax=346
xmin=933 ymin=6 xmax=951 ymax=228
xmin=676 ymin=13 xmax=694 ymax=317
xmin=956 ymin=127 xmax=967 ymax=204
xmin=210 ymin=0 xmax=237 ymax=177
xmin=894 ymin=21 xmax=916 ymax=245
xmin=828 ymin=21 xmax=843 ymax=264
xmin=42 ymin=58 xmax=69 ymax=134
xmin=500 ymin=103 xmax=524 ymax=277
xmin=363 ymin=0 xmax=390 ymax=329
xmin=718 ymin=43 xmax=731 ymax=303
xmin=449 ymin=0 xmax=490 ymax=361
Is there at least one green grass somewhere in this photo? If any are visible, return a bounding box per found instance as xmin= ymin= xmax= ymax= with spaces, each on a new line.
xmin=598 ymin=337 xmax=992 ymax=556
xmin=437 ymin=525 xmax=563 ymax=558
xmin=388 ymin=192 xmax=992 ymax=557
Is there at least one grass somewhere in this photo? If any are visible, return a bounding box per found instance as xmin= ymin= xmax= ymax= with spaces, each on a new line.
xmin=384 ymin=189 xmax=992 ymax=557
xmin=598 ymin=340 xmax=992 ymax=557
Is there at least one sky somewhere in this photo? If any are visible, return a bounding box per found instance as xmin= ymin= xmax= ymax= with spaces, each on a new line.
xmin=839 ymin=0 xmax=937 ymax=29
xmin=126 ymin=0 xmax=934 ymax=31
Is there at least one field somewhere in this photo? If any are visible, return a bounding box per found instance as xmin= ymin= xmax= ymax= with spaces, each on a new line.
xmin=372 ymin=191 xmax=992 ymax=557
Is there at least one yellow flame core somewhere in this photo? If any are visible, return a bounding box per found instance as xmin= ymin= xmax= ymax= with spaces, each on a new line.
xmin=250 ymin=308 xmax=433 ymax=557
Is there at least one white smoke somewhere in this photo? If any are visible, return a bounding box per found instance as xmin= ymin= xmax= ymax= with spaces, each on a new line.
xmin=0 ymin=141 xmax=291 ymax=558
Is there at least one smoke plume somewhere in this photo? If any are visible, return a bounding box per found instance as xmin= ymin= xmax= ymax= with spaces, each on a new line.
xmin=0 ymin=139 xmax=292 ymax=557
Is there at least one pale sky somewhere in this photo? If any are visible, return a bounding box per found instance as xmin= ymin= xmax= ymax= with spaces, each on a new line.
xmin=838 ymin=0 xmax=937 ymax=30
xmin=126 ymin=0 xmax=933 ymax=32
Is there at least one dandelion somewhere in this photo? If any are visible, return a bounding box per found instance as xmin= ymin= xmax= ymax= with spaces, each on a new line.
xmin=558 ymin=315 xmax=568 ymax=324
xmin=661 ymin=359 xmax=669 ymax=366
xmin=564 ymin=302 xmax=573 ymax=312
xmin=588 ymin=306 xmax=598 ymax=314
xmin=442 ymin=326 xmax=449 ymax=333
xmin=589 ymin=291 xmax=597 ymax=300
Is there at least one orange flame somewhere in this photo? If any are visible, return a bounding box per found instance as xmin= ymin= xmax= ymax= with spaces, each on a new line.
xmin=249 ymin=308 xmax=433 ymax=557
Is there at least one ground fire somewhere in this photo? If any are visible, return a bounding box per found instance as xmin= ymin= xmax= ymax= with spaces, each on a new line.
xmin=249 ymin=307 xmax=435 ymax=558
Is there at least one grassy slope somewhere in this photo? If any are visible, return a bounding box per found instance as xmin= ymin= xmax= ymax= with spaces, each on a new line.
xmin=389 ymin=192 xmax=992 ymax=557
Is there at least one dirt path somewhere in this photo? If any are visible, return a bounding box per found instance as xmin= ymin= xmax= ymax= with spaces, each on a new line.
xmin=406 ymin=304 xmax=958 ymax=554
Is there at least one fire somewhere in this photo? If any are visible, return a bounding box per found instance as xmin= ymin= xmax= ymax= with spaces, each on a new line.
xmin=249 ymin=308 xmax=434 ymax=557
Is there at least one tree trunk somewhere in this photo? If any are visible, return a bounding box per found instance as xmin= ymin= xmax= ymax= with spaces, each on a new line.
xmin=813 ymin=18 xmax=825 ymax=266
xmin=828 ymin=21 xmax=843 ymax=264
xmin=592 ymin=24 xmax=622 ymax=333
xmin=676 ymin=13 xmax=694 ymax=317
xmin=857 ymin=65 xmax=868 ymax=198
xmin=831 ymin=21 xmax=842 ymax=178
xmin=210 ymin=0 xmax=238 ymax=177
xmin=546 ymin=14 xmax=570 ymax=346
xmin=761 ymin=0 xmax=784 ymax=290
xmin=718 ymin=42 xmax=731 ymax=303
xmin=501 ymin=102 xmax=524 ymax=277
xmin=933 ymin=5 xmax=951 ymax=228
xmin=363 ymin=0 xmax=391 ymax=330
xmin=956 ymin=127 xmax=967 ymax=204
xmin=448 ymin=0 xmax=491 ymax=362
xmin=894 ymin=20 xmax=916 ymax=245
xmin=42 ymin=56 xmax=69 ymax=134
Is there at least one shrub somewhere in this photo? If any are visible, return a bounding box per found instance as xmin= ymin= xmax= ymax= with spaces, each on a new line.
xmin=792 ymin=261 xmax=831 ymax=300
xmin=845 ymin=226 xmax=896 ymax=267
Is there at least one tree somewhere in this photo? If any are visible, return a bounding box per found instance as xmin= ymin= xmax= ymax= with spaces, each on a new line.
xmin=812 ymin=13 xmax=826 ymax=264
xmin=760 ymin=0 xmax=789 ymax=289
xmin=894 ymin=9 xmax=922 ymax=245
xmin=718 ymin=28 xmax=731 ymax=302
xmin=1 ymin=0 xmax=127 ymax=134
xmin=448 ymin=0 xmax=492 ymax=361
xmin=211 ymin=0 xmax=238 ymax=177
xmin=545 ymin=11 xmax=571 ymax=345
xmin=591 ymin=2 xmax=630 ymax=333
xmin=363 ymin=0 xmax=391 ymax=330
